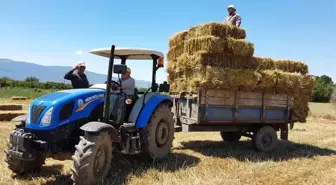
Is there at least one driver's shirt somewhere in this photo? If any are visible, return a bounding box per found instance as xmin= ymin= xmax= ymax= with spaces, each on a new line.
xmin=118 ymin=77 xmax=135 ymax=96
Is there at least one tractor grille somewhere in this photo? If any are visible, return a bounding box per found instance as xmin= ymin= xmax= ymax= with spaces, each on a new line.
xmin=31 ymin=105 xmax=46 ymax=124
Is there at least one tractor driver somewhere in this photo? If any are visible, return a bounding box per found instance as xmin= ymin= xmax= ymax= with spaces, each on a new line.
xmin=111 ymin=67 xmax=135 ymax=97
xmin=109 ymin=67 xmax=135 ymax=121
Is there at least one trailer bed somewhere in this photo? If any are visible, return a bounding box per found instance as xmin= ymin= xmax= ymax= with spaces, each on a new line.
xmin=172 ymin=89 xmax=294 ymax=126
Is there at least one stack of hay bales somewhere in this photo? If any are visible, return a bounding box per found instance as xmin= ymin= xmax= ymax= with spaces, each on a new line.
xmin=167 ymin=22 xmax=314 ymax=122
xmin=0 ymin=104 xmax=25 ymax=121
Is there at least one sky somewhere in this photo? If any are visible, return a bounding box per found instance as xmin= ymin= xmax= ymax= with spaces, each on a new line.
xmin=0 ymin=0 xmax=335 ymax=83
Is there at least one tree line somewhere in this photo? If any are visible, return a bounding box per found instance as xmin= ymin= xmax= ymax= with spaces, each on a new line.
xmin=0 ymin=76 xmax=72 ymax=89
xmin=0 ymin=76 xmax=148 ymax=92
xmin=0 ymin=75 xmax=335 ymax=103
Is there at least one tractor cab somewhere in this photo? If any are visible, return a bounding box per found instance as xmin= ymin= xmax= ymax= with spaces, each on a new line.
xmin=89 ymin=46 xmax=170 ymax=124
xmin=89 ymin=47 xmax=167 ymax=95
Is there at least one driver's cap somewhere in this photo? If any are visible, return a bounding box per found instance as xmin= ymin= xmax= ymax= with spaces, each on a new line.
xmin=78 ymin=61 xmax=86 ymax=67
xmin=127 ymin=67 xmax=131 ymax=73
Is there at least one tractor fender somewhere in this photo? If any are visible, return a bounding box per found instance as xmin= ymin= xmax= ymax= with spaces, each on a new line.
xmin=134 ymin=94 xmax=173 ymax=129
xmin=80 ymin=121 xmax=119 ymax=141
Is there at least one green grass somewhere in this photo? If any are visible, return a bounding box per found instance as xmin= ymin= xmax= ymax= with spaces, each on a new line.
xmin=0 ymin=88 xmax=61 ymax=99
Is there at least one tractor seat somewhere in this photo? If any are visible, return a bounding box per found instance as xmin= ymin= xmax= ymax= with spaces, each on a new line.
xmin=133 ymin=88 xmax=139 ymax=103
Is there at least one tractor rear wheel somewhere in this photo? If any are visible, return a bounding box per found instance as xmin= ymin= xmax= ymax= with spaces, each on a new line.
xmin=140 ymin=104 xmax=174 ymax=160
xmin=71 ymin=131 xmax=113 ymax=185
xmin=220 ymin=132 xmax=242 ymax=142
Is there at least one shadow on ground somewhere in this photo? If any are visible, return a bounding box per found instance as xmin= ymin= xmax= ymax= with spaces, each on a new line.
xmin=34 ymin=152 xmax=199 ymax=185
xmin=178 ymin=140 xmax=336 ymax=162
xmin=12 ymin=164 xmax=68 ymax=181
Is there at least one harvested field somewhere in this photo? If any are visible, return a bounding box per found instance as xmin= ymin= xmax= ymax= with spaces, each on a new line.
xmin=10 ymin=96 xmax=28 ymax=101
xmin=0 ymin=104 xmax=23 ymax=111
xmin=0 ymin=111 xmax=26 ymax=121
xmin=0 ymin=100 xmax=334 ymax=185
xmin=0 ymin=106 xmax=335 ymax=185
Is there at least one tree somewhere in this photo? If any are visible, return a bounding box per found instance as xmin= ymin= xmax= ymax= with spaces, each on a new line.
xmin=312 ymin=75 xmax=334 ymax=103
xmin=0 ymin=77 xmax=13 ymax=87
xmin=25 ymin=76 xmax=39 ymax=82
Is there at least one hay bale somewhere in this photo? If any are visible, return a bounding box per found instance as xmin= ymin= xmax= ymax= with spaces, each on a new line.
xmin=171 ymin=52 xmax=253 ymax=72
xmin=167 ymin=52 xmax=308 ymax=75
xmin=184 ymin=36 xmax=254 ymax=57
xmin=253 ymin=57 xmax=308 ymax=75
xmin=187 ymin=22 xmax=246 ymax=40
xmin=11 ymin=96 xmax=28 ymax=100
xmin=168 ymin=67 xmax=314 ymax=122
xmin=0 ymin=111 xmax=26 ymax=122
xmin=0 ymin=104 xmax=23 ymax=111
xmin=167 ymin=44 xmax=184 ymax=61
xmin=168 ymin=30 xmax=188 ymax=48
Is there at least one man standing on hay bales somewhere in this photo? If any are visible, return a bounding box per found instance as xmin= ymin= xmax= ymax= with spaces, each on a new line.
xmin=224 ymin=5 xmax=242 ymax=27
xmin=64 ymin=61 xmax=89 ymax=89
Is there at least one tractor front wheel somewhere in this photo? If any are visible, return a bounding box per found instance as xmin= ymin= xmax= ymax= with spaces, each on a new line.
xmin=5 ymin=149 xmax=45 ymax=174
xmin=140 ymin=104 xmax=175 ymax=160
xmin=71 ymin=131 xmax=113 ymax=185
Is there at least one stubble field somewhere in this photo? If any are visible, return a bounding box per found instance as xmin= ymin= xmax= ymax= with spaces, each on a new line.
xmin=0 ymin=98 xmax=335 ymax=185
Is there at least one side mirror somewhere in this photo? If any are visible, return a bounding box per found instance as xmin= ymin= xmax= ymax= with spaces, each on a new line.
xmin=159 ymin=81 xmax=170 ymax=92
xmin=113 ymin=64 xmax=127 ymax=74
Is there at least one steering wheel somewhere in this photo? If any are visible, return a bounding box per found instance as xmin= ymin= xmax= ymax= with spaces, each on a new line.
xmin=110 ymin=80 xmax=121 ymax=90
xmin=110 ymin=80 xmax=121 ymax=87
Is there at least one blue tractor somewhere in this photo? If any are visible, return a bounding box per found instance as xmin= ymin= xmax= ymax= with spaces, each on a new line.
xmin=5 ymin=45 xmax=174 ymax=185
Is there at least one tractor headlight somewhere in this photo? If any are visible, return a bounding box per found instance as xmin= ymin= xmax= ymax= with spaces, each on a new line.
xmin=26 ymin=106 xmax=31 ymax=124
xmin=40 ymin=107 xmax=54 ymax=126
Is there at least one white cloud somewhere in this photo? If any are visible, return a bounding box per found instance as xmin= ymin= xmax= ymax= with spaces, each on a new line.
xmin=75 ymin=50 xmax=83 ymax=55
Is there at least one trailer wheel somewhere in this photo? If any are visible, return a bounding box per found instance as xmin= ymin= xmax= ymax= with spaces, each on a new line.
xmin=71 ymin=131 xmax=113 ymax=185
xmin=220 ymin=132 xmax=241 ymax=142
xmin=252 ymin=126 xmax=277 ymax=152
xmin=140 ymin=104 xmax=174 ymax=160
xmin=4 ymin=148 xmax=45 ymax=174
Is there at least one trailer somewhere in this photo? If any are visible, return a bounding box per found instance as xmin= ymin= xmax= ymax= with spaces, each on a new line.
xmin=172 ymin=89 xmax=295 ymax=152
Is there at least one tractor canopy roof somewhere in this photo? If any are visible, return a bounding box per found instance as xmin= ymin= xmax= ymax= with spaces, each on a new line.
xmin=90 ymin=47 xmax=164 ymax=60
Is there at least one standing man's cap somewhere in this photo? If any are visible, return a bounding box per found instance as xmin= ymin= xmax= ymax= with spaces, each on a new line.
xmin=228 ymin=5 xmax=236 ymax=10
xmin=78 ymin=61 xmax=86 ymax=67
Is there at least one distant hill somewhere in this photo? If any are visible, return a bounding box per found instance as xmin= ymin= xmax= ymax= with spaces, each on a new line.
xmin=0 ymin=59 xmax=150 ymax=88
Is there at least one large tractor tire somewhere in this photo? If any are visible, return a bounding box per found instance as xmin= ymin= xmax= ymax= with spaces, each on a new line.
xmin=252 ymin=126 xmax=278 ymax=152
xmin=140 ymin=104 xmax=175 ymax=160
xmin=71 ymin=131 xmax=113 ymax=185
xmin=220 ymin=132 xmax=242 ymax=142
xmin=4 ymin=147 xmax=45 ymax=174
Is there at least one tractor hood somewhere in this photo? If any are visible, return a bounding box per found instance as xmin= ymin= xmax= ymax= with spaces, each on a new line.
xmin=26 ymin=88 xmax=106 ymax=130
xmin=33 ymin=88 xmax=105 ymax=106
